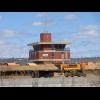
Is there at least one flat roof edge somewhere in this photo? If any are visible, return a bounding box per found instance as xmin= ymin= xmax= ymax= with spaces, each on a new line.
xmin=27 ymin=42 xmax=72 ymax=46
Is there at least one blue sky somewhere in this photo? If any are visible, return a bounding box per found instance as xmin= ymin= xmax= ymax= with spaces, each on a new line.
xmin=0 ymin=12 xmax=100 ymax=58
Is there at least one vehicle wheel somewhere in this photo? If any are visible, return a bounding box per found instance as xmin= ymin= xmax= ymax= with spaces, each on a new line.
xmin=64 ymin=72 xmax=69 ymax=77
xmin=70 ymin=71 xmax=74 ymax=77
xmin=49 ymin=73 xmax=54 ymax=77
xmin=71 ymin=73 xmax=74 ymax=77
xmin=77 ymin=71 xmax=81 ymax=77
xmin=34 ymin=71 xmax=39 ymax=78
xmin=82 ymin=73 xmax=86 ymax=77
xmin=31 ymin=72 xmax=35 ymax=78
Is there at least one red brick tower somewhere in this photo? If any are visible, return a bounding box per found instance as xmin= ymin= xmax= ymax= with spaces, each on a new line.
xmin=27 ymin=32 xmax=71 ymax=65
xmin=40 ymin=33 xmax=51 ymax=42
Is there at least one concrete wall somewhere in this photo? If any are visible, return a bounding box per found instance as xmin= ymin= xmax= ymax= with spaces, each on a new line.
xmin=0 ymin=75 xmax=100 ymax=87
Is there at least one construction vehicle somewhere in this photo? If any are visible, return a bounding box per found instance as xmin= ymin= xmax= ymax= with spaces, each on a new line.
xmin=60 ymin=63 xmax=86 ymax=77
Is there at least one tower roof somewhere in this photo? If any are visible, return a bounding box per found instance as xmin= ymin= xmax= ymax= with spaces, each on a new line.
xmin=27 ymin=42 xmax=72 ymax=46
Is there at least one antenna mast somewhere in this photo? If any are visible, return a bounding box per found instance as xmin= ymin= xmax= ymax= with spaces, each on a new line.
xmin=44 ymin=14 xmax=48 ymax=33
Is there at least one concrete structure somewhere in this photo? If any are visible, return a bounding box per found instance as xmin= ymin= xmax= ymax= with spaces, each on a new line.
xmin=27 ymin=32 xmax=71 ymax=64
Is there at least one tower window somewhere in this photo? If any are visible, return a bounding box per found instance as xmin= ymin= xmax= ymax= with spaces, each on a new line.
xmin=52 ymin=52 xmax=54 ymax=58
xmin=62 ymin=52 xmax=64 ymax=58
xmin=52 ymin=44 xmax=54 ymax=50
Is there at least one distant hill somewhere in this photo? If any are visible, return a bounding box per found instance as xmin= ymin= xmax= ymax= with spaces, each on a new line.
xmin=0 ymin=58 xmax=28 ymax=65
xmin=67 ymin=57 xmax=100 ymax=64
xmin=0 ymin=57 xmax=100 ymax=64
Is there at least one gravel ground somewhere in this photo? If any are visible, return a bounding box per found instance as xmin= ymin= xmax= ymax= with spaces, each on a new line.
xmin=0 ymin=74 xmax=100 ymax=87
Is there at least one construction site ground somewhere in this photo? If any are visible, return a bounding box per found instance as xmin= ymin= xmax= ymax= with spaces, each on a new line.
xmin=0 ymin=62 xmax=100 ymax=87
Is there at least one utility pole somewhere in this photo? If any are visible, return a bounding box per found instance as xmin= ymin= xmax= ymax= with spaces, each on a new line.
xmin=0 ymin=55 xmax=3 ymax=64
xmin=75 ymin=47 xmax=78 ymax=64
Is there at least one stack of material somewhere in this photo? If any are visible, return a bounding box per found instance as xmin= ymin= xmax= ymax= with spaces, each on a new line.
xmin=36 ymin=64 xmax=58 ymax=70
xmin=0 ymin=64 xmax=58 ymax=71
xmin=95 ymin=62 xmax=100 ymax=69
xmin=2 ymin=63 xmax=20 ymax=67
xmin=26 ymin=63 xmax=37 ymax=66
xmin=87 ymin=62 xmax=94 ymax=65
xmin=84 ymin=62 xmax=100 ymax=69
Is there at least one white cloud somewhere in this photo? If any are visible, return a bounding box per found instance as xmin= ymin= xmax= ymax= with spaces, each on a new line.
xmin=77 ymin=41 xmax=96 ymax=47
xmin=45 ymin=22 xmax=56 ymax=26
xmin=32 ymin=22 xmax=56 ymax=26
xmin=90 ymin=39 xmax=100 ymax=45
xmin=36 ymin=13 xmax=46 ymax=17
xmin=0 ymin=40 xmax=5 ymax=45
xmin=64 ymin=14 xmax=78 ymax=20
xmin=0 ymin=44 xmax=29 ymax=58
xmin=62 ymin=38 xmax=71 ymax=42
xmin=0 ymin=29 xmax=31 ymax=38
xmin=34 ymin=13 xmax=56 ymax=27
xmin=0 ymin=29 xmax=35 ymax=58
xmin=3 ymin=29 xmax=16 ymax=38
xmin=0 ymin=16 xmax=2 ymax=21
xmin=32 ymin=22 xmax=44 ymax=26
xmin=75 ymin=30 xmax=100 ymax=38
xmin=36 ymin=13 xmax=55 ymax=18
xmin=80 ymin=25 xmax=100 ymax=30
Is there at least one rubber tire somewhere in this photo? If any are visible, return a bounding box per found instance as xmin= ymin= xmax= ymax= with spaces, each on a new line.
xmin=82 ymin=73 xmax=86 ymax=77
xmin=64 ymin=72 xmax=69 ymax=77
xmin=71 ymin=74 xmax=74 ymax=77
xmin=31 ymin=72 xmax=35 ymax=78
xmin=77 ymin=71 xmax=81 ymax=77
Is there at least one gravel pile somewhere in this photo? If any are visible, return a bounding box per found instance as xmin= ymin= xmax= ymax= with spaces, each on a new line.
xmin=85 ymin=62 xmax=100 ymax=69
xmin=0 ymin=64 xmax=58 ymax=71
